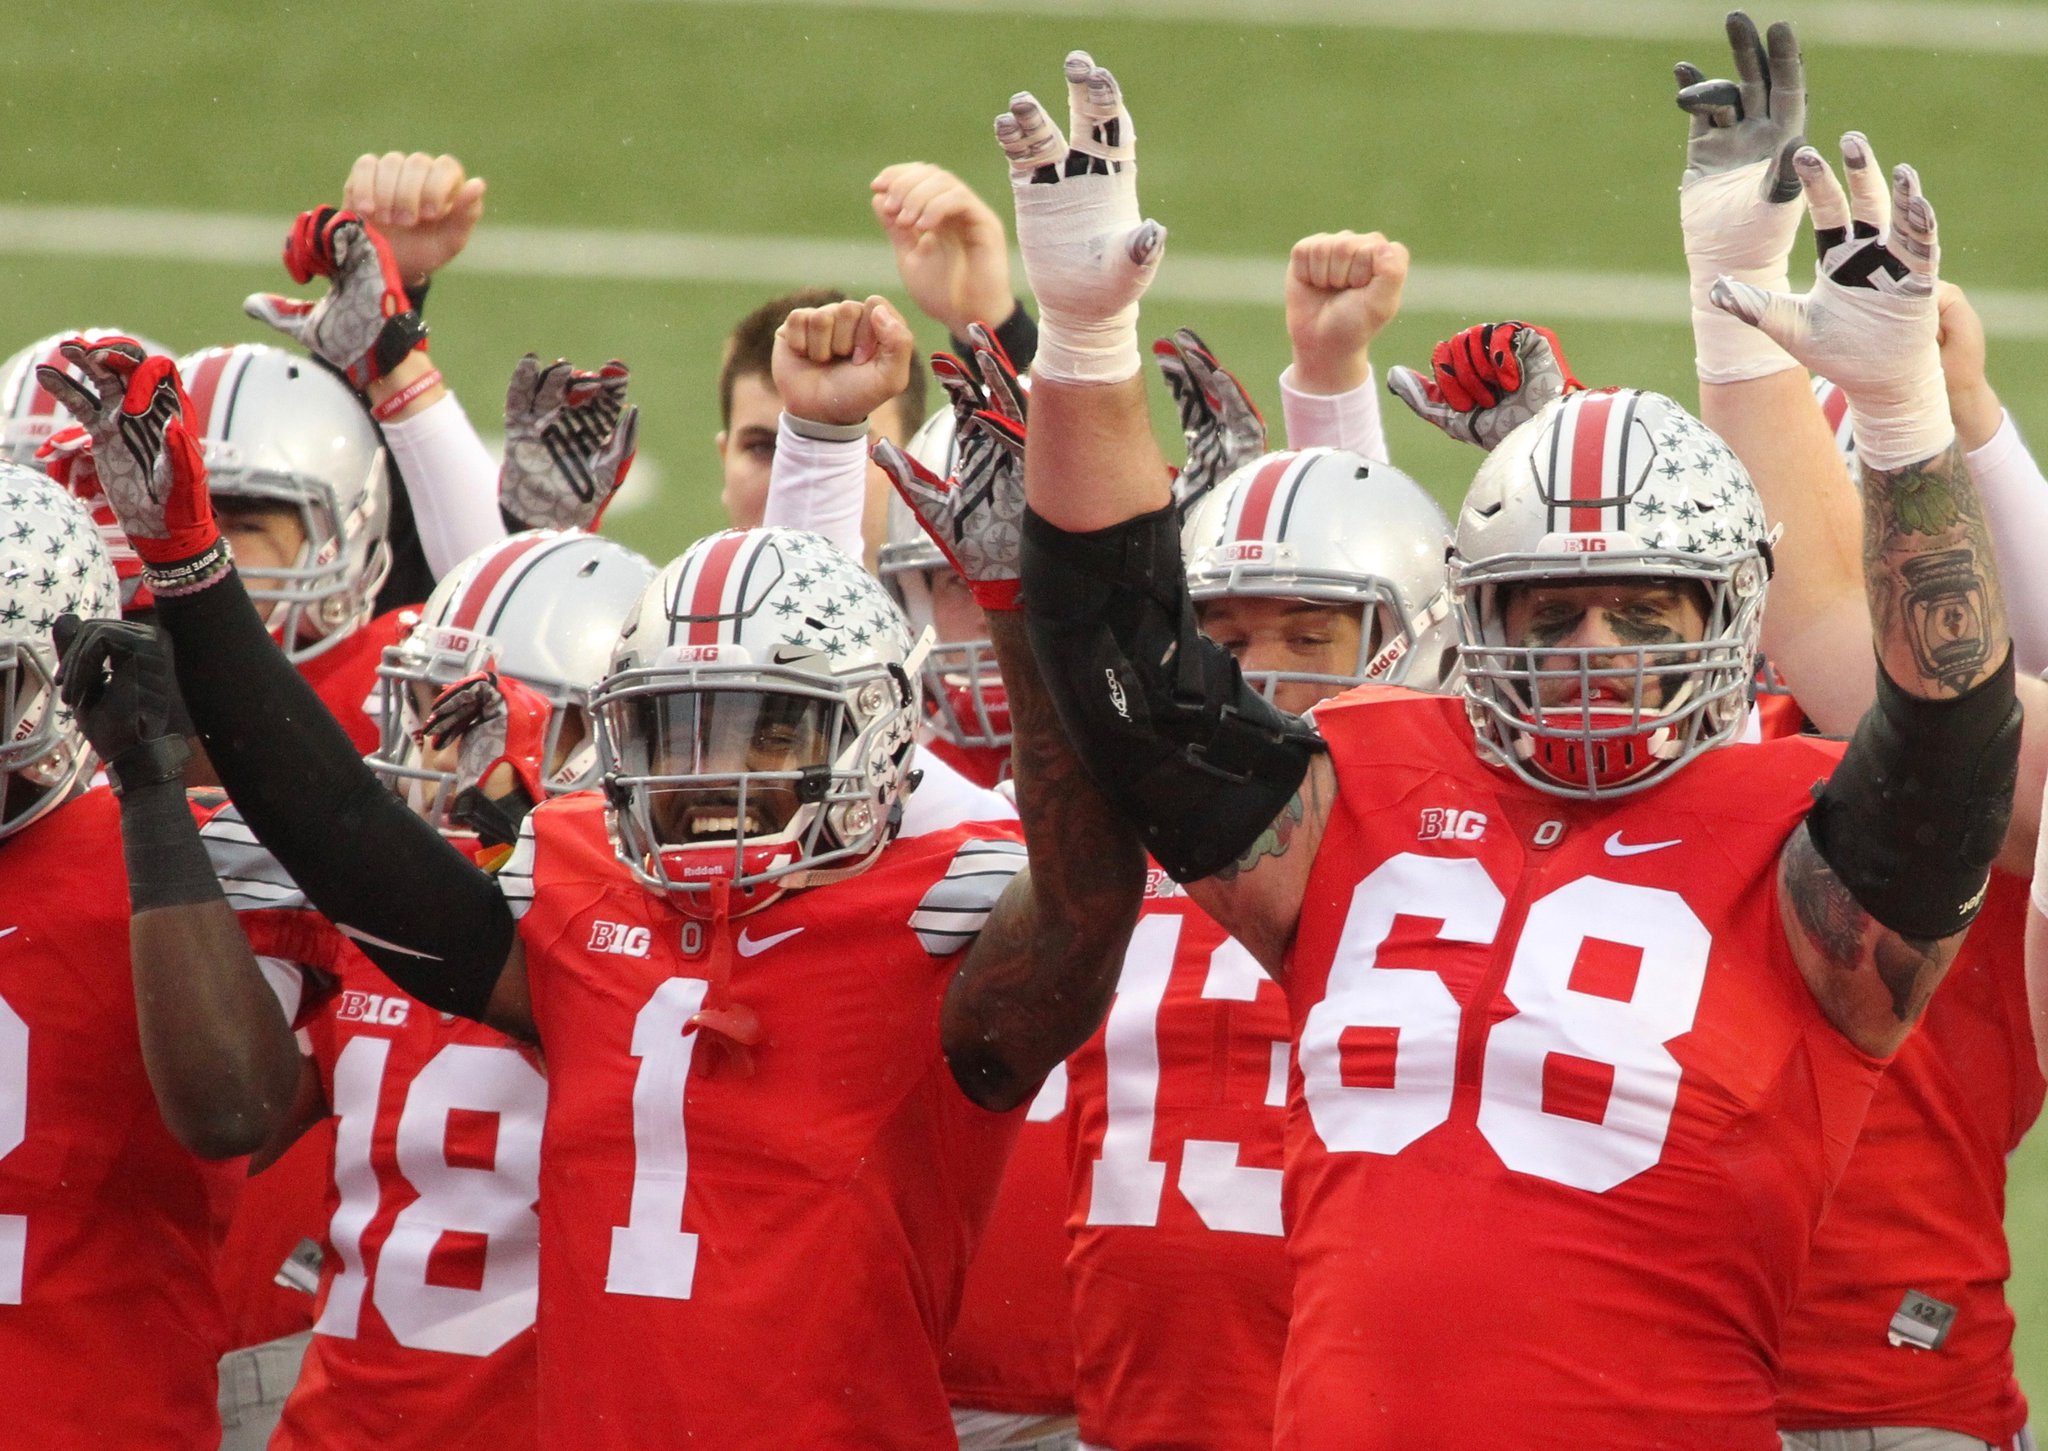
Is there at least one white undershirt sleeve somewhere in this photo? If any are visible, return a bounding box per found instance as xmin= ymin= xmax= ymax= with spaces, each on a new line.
xmin=763 ymin=413 xmax=869 ymax=561
xmin=380 ymin=392 xmax=507 ymax=576
xmin=1279 ymin=364 xmax=1389 ymax=462
xmin=1966 ymin=412 xmax=2048 ymax=676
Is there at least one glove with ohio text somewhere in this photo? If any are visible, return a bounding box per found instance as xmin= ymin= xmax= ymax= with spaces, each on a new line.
xmin=38 ymin=425 xmax=153 ymax=611
xmin=244 ymin=208 xmax=427 ymax=389
xmin=874 ymin=321 xmax=1027 ymax=611
xmin=1153 ymin=327 xmax=1266 ymax=519
xmin=499 ymin=354 xmax=640 ymax=531
xmin=1710 ymin=135 xmax=1946 ymax=471
xmin=423 ymin=669 xmax=550 ymax=847
xmin=1675 ymin=12 xmax=1807 ymax=381
xmin=36 ymin=339 xmax=226 ymax=593
xmin=51 ymin=613 xmax=190 ymax=796
xmin=1387 ymin=322 xmax=1583 ymax=452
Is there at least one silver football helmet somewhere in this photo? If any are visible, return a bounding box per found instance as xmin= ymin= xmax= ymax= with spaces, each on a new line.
xmin=1 ymin=327 xmax=174 ymax=467
xmin=178 ymin=344 xmax=391 ymax=663
xmin=0 ymin=466 xmax=121 ymax=841
xmin=1183 ymin=447 xmax=1456 ymax=694
xmin=593 ymin=527 xmax=929 ymax=916
xmin=1450 ymin=389 xmax=1771 ymax=798
xmin=370 ymin=530 xmax=657 ymax=835
xmin=875 ymin=405 xmax=1008 ymax=750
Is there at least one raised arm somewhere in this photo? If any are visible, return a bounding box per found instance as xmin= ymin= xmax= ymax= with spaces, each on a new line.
xmin=41 ymin=339 xmax=533 ymax=1039
xmin=998 ymin=52 xmax=1330 ymax=976
xmin=1705 ymin=135 xmax=2019 ymax=1055
xmin=50 ymin=615 xmax=301 ymax=1157
xmin=1281 ymin=229 xmax=1407 ymax=459
xmin=877 ymin=327 xmax=1143 ymax=1110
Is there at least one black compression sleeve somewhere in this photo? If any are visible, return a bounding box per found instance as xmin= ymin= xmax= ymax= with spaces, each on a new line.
xmin=153 ymin=571 xmax=514 ymax=1018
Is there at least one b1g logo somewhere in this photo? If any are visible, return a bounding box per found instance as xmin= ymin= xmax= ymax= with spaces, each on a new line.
xmin=1418 ymin=808 xmax=1488 ymax=842
xmin=338 ymin=991 xmax=410 ymax=1026
xmin=588 ymin=921 xmax=653 ymax=958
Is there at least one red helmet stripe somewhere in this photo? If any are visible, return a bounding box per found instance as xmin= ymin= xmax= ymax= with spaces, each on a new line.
xmin=182 ymin=350 xmax=235 ymax=437
xmin=1567 ymin=392 xmax=1618 ymax=533
xmin=1234 ymin=453 xmax=1295 ymax=542
xmin=686 ymin=533 xmax=749 ymax=645
xmin=1818 ymin=380 xmax=1850 ymax=434
xmin=452 ymin=533 xmax=551 ymax=630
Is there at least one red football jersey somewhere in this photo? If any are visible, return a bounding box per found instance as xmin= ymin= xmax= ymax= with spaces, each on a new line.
xmin=0 ymin=788 xmax=237 ymax=1447
xmin=942 ymin=1071 xmax=1076 ymax=1416
xmin=923 ymin=733 xmax=1011 ymax=791
xmin=1064 ymin=870 xmax=1292 ymax=1451
xmin=1777 ymin=870 xmax=2044 ymax=1441
xmin=213 ymin=1121 xmax=333 ymax=1349
xmin=1277 ymin=689 xmax=1883 ymax=1451
xmin=298 ymin=607 xmax=410 ymax=753
xmin=199 ymin=802 xmax=543 ymax=1451
xmin=502 ymin=793 xmax=1027 ymax=1447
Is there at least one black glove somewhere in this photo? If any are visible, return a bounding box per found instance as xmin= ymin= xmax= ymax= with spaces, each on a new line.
xmin=52 ymin=613 xmax=189 ymax=796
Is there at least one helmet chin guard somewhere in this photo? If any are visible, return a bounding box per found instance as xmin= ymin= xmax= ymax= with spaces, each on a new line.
xmin=1449 ymin=390 xmax=1772 ymax=799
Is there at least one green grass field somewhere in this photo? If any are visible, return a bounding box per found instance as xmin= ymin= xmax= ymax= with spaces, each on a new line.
xmin=9 ymin=0 xmax=2048 ymax=1406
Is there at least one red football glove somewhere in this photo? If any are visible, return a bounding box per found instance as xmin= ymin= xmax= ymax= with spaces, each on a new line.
xmin=1153 ymin=326 xmax=1267 ymax=519
xmin=873 ymin=321 xmax=1027 ymax=612
xmin=37 ymin=425 xmax=154 ymax=611
xmin=1387 ymin=321 xmax=1584 ymax=452
xmin=423 ymin=669 xmax=551 ymax=846
xmin=35 ymin=339 xmax=224 ymax=590
xmin=245 ymin=207 xmax=427 ymax=389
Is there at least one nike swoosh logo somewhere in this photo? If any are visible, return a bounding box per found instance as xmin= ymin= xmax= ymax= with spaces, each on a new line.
xmin=736 ymin=926 xmax=805 ymax=957
xmin=1603 ymin=831 xmax=1682 ymax=857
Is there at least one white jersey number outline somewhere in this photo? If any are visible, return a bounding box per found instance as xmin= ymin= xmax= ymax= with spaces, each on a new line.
xmin=0 ymin=994 xmax=25 ymax=1303
xmin=1301 ymin=853 xmax=1708 ymax=1193
xmin=319 ymin=1036 xmax=545 ymax=1354
xmin=1086 ymin=913 xmax=1286 ymax=1236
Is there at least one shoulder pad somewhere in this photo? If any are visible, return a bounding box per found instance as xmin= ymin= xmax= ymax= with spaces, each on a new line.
xmin=197 ymin=803 xmax=310 ymax=913
xmin=909 ymin=836 xmax=1027 ymax=955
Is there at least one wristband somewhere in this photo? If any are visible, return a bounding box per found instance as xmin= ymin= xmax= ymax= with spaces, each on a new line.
xmin=143 ymin=538 xmax=234 ymax=598
xmin=116 ymin=777 xmax=223 ymax=914
xmin=363 ymin=311 xmax=430 ymax=390
xmin=952 ymin=302 xmax=1039 ymax=375
xmin=373 ymin=366 xmax=444 ymax=421
xmin=405 ymin=276 xmax=431 ymax=316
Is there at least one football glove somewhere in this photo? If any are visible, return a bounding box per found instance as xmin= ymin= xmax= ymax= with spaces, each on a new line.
xmin=244 ymin=208 xmax=428 ymax=390
xmin=1675 ymin=12 xmax=1806 ymax=382
xmin=499 ymin=354 xmax=639 ymax=532
xmin=1710 ymin=136 xmax=1947 ymax=470
xmin=874 ymin=322 xmax=1027 ymax=611
xmin=1153 ymin=327 xmax=1266 ymax=519
xmin=995 ymin=51 xmax=1166 ymax=383
xmin=421 ymin=669 xmax=550 ymax=848
xmin=37 ymin=425 xmax=153 ymax=612
xmin=1387 ymin=322 xmax=1583 ymax=452
xmin=36 ymin=339 xmax=226 ymax=592
xmin=51 ymin=613 xmax=189 ymax=796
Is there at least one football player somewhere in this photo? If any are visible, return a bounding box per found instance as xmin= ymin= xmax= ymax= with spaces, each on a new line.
xmin=78 ymin=322 xmax=1140 ymax=1445
xmin=995 ymin=50 xmax=2018 ymax=1451
xmin=767 ymin=296 xmax=1079 ymax=1449
xmin=1666 ymin=19 xmax=2047 ymax=1449
xmin=0 ymin=468 xmax=256 ymax=1446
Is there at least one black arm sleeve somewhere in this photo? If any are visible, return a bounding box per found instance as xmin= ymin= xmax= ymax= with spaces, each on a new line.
xmin=154 ymin=571 xmax=515 ymax=1018
xmin=1806 ymin=647 xmax=2021 ymax=941
xmin=1021 ymin=503 xmax=1325 ymax=882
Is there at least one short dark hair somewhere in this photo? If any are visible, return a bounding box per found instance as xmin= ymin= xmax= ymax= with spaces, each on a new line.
xmin=718 ymin=288 xmax=929 ymax=438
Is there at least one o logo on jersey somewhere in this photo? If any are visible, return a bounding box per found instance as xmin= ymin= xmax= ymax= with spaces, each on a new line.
xmin=678 ymin=921 xmax=708 ymax=959
xmin=1418 ymin=808 xmax=1487 ymax=842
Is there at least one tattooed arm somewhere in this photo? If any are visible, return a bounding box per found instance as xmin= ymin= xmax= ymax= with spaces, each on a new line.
xmin=944 ymin=610 xmax=1146 ymax=1111
xmin=1187 ymin=755 xmax=1334 ymax=980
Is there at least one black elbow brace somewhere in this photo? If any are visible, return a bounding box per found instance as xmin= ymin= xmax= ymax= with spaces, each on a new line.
xmin=156 ymin=571 xmax=516 ymax=1019
xmin=1021 ymin=504 xmax=1326 ymax=883
xmin=1806 ymin=648 xmax=2021 ymax=941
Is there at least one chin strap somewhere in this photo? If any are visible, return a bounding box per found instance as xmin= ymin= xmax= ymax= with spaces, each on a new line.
xmin=688 ymin=880 xmax=762 ymax=1078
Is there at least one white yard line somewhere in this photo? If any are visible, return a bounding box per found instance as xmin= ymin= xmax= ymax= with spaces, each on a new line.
xmin=4 ymin=203 xmax=2046 ymax=337
xmin=615 ymin=0 xmax=2048 ymax=55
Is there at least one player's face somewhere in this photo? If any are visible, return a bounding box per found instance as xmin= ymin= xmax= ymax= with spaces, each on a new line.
xmin=643 ymin=690 xmax=838 ymax=846
xmin=927 ymin=568 xmax=988 ymax=645
xmin=718 ymin=375 xmax=908 ymax=570
xmin=1197 ymin=597 xmax=1364 ymax=715
xmin=216 ymin=498 xmax=307 ymax=595
xmin=1500 ymin=580 xmax=1707 ymax=709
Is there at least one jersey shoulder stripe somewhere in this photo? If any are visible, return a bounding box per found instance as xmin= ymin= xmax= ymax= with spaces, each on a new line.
xmin=499 ymin=813 xmax=538 ymax=920
xmin=197 ymin=803 xmax=311 ymax=912
xmin=909 ymin=837 xmax=1027 ymax=954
